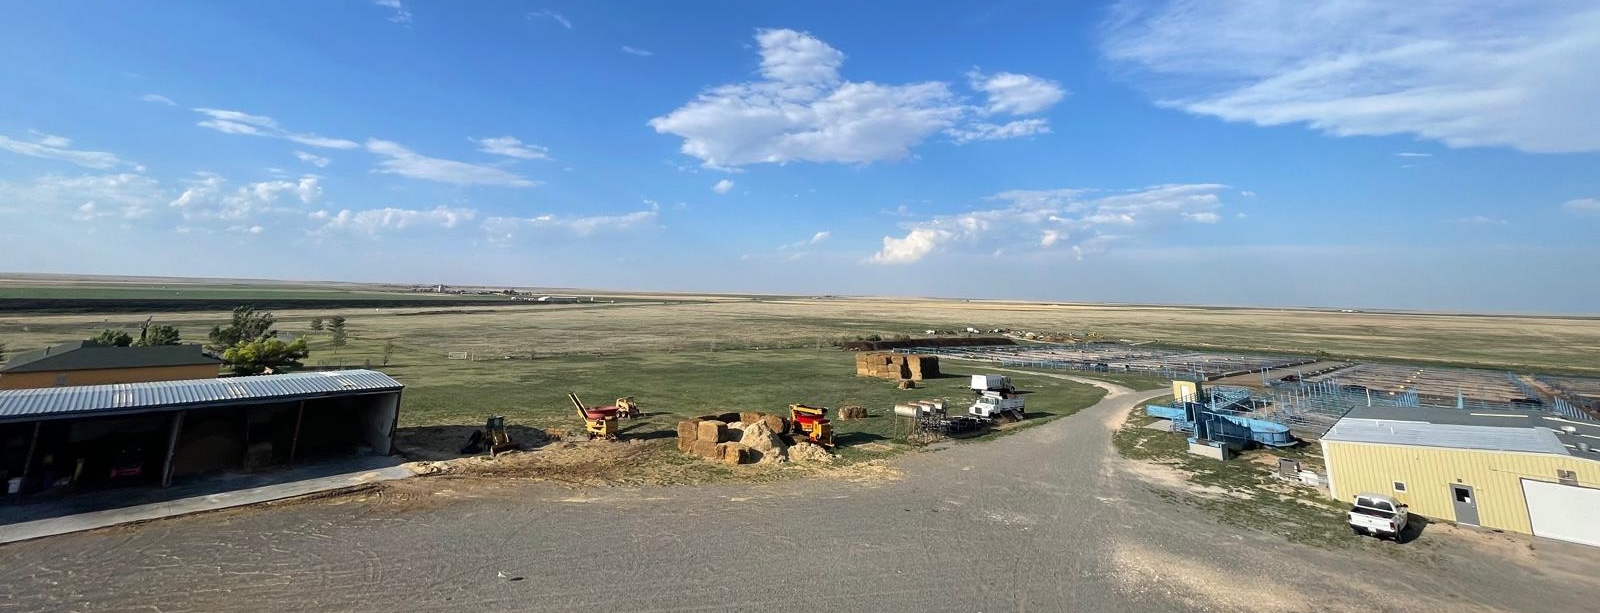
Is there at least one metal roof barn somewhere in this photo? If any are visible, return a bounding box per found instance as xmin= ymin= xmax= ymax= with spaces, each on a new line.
xmin=0 ymin=370 xmax=403 ymax=423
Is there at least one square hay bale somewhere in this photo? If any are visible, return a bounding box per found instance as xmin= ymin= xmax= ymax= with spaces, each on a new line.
xmin=739 ymin=411 xmax=763 ymax=424
xmin=718 ymin=443 xmax=752 ymax=465
xmin=692 ymin=439 xmax=721 ymax=459
xmin=677 ymin=436 xmax=695 ymax=452
xmin=676 ymin=419 xmax=703 ymax=442
xmin=698 ymin=420 xmax=729 ymax=443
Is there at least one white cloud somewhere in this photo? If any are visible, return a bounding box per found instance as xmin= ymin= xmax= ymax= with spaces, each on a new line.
xmin=374 ymin=0 xmax=412 ymax=24
xmin=650 ymin=29 xmax=1059 ymax=168
xmin=947 ymin=119 xmax=1051 ymax=143
xmin=621 ymin=46 xmax=654 ymax=57
xmin=473 ymin=136 xmax=551 ymax=160
xmin=870 ymin=184 xmax=1230 ymax=264
xmin=293 ymin=150 xmax=330 ymax=168
xmin=1565 ymin=198 xmax=1600 ymax=213
xmin=169 ymin=174 xmax=322 ymax=222
xmin=780 ymin=230 xmax=832 ymax=250
xmin=140 ymin=94 xmax=177 ymax=106
xmin=367 ymin=139 xmax=538 ymax=187
xmin=712 ymin=179 xmax=734 ymax=194
xmin=1 ymin=174 xmax=164 ymax=221
xmin=482 ymin=208 xmax=659 ymax=240
xmin=311 ymin=206 xmax=476 ymax=235
xmin=0 ymin=133 xmax=137 ymax=170
xmin=193 ymin=108 xmax=359 ymax=149
xmin=528 ymin=9 xmax=571 ymax=29
xmin=1446 ymin=215 xmax=1507 ymax=226
xmin=809 ymin=230 xmax=830 ymax=244
xmin=1393 ymin=152 xmax=1432 ymax=158
xmin=967 ymin=70 xmax=1067 ymax=115
xmin=1102 ymin=1 xmax=1600 ymax=153
xmin=1239 ymin=190 xmax=1257 ymax=198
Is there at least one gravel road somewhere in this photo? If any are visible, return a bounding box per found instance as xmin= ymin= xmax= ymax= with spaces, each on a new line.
xmin=4 ymin=377 xmax=1596 ymax=612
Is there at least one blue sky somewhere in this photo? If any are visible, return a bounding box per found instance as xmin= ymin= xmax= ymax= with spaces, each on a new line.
xmin=2 ymin=1 xmax=1597 ymax=313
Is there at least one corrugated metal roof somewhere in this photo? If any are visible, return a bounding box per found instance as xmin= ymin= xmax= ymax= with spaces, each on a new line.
xmin=0 ymin=370 xmax=403 ymax=422
xmin=1323 ymin=417 xmax=1570 ymax=456
xmin=1 ymin=341 xmax=221 ymax=373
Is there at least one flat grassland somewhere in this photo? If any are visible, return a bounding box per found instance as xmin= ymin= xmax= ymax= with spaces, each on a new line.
xmin=2 ymin=286 xmax=1597 ymax=469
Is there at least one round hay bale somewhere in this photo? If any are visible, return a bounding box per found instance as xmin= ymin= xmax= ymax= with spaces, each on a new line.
xmin=897 ymin=380 xmax=915 ymax=390
xmin=788 ymin=441 xmax=835 ymax=463
xmin=838 ymin=405 xmax=867 ymax=420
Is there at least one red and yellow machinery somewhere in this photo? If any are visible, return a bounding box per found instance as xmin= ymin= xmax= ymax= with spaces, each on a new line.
xmin=569 ymin=393 xmax=619 ymax=440
xmin=787 ymin=404 xmax=835 ymax=448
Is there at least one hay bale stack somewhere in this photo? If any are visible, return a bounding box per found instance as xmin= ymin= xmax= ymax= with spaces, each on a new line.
xmin=788 ymin=442 xmax=835 ymax=463
xmin=718 ymin=443 xmax=753 ymax=465
xmin=739 ymin=420 xmax=788 ymax=463
xmin=697 ymin=420 xmax=729 ymax=443
xmin=837 ymin=405 xmax=868 ymax=420
xmin=856 ymin=352 xmax=938 ymax=381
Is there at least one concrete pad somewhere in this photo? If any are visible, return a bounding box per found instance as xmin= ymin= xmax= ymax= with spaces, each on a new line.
xmin=1143 ymin=419 xmax=1173 ymax=431
xmin=0 ymin=456 xmax=410 ymax=544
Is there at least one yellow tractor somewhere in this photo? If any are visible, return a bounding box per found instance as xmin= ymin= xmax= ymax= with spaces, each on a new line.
xmin=787 ymin=404 xmax=835 ymax=448
xmin=615 ymin=396 xmax=641 ymax=419
xmin=569 ymin=393 xmax=619 ymax=440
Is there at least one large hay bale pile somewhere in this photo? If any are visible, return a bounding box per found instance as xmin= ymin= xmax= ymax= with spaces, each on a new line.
xmin=854 ymin=352 xmax=940 ymax=381
xmin=679 ymin=412 xmax=801 ymax=465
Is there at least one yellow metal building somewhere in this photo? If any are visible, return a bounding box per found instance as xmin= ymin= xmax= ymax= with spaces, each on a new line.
xmin=1323 ymin=405 xmax=1600 ymax=546
xmin=0 ymin=341 xmax=221 ymax=389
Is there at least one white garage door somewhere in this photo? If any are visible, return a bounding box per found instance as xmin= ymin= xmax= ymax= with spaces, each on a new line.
xmin=1522 ymin=479 xmax=1600 ymax=547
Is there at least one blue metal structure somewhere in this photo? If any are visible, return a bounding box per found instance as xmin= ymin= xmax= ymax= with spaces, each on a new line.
xmin=1145 ymin=384 xmax=1296 ymax=448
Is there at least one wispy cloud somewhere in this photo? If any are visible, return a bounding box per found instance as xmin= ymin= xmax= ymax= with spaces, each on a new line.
xmin=528 ymin=9 xmax=572 ymax=29
xmin=0 ymin=132 xmax=139 ymax=170
xmin=367 ymin=139 xmax=538 ymax=187
xmin=1565 ymin=198 xmax=1600 ymax=213
xmin=374 ymin=0 xmax=412 ymax=25
xmin=967 ymin=70 xmax=1066 ymax=115
xmin=870 ymin=184 xmax=1231 ymax=264
xmin=2 ymin=173 xmax=165 ymax=220
xmin=1393 ymin=152 xmax=1433 ymax=158
xmin=621 ymin=46 xmax=654 ymax=57
xmin=194 ymin=108 xmax=359 ymax=149
xmin=139 ymin=94 xmax=177 ymax=106
xmin=473 ymin=136 xmax=551 ymax=160
xmin=1446 ymin=215 xmax=1507 ymax=226
xmin=293 ymin=150 xmax=330 ymax=168
xmin=712 ymin=179 xmax=734 ymax=194
xmin=311 ymin=206 xmax=475 ymax=235
xmin=780 ymin=230 xmax=831 ymax=250
xmin=1102 ymin=1 xmax=1600 ymax=153
xmin=483 ymin=207 xmax=659 ymax=241
xmin=650 ymin=29 xmax=1061 ymax=168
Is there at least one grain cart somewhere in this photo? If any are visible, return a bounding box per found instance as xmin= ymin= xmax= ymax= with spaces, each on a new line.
xmin=569 ymin=393 xmax=620 ymax=440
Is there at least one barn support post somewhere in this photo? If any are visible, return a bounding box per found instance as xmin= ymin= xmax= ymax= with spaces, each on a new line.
xmin=161 ymin=411 xmax=186 ymax=488
xmin=20 ymin=421 xmax=42 ymax=492
xmin=288 ymin=400 xmax=306 ymax=466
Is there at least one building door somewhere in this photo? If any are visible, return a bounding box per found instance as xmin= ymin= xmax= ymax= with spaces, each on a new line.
xmin=1451 ymin=484 xmax=1479 ymax=525
xmin=1521 ymin=479 xmax=1600 ymax=547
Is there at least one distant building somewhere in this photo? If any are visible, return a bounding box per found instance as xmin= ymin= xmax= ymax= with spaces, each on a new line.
xmin=535 ymin=295 xmax=582 ymax=303
xmin=1322 ymin=405 xmax=1600 ymax=547
xmin=0 ymin=341 xmax=222 ymax=390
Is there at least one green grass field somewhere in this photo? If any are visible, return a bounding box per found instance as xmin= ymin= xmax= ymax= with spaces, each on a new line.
xmin=303 ymin=335 xmax=1105 ymax=461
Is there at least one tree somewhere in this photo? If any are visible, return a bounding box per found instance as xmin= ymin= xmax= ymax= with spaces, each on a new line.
xmin=309 ymin=316 xmax=324 ymax=331
xmin=208 ymin=306 xmax=277 ymax=350
xmin=221 ymin=337 xmax=310 ymax=375
xmin=135 ymin=324 xmax=182 ymax=346
xmin=91 ymin=329 xmax=134 ymax=347
xmin=381 ymin=339 xmax=395 ymax=366
xmin=328 ymin=316 xmax=348 ymax=350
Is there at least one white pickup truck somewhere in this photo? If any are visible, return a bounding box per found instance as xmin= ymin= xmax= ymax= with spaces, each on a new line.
xmin=1348 ymin=493 xmax=1409 ymax=541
